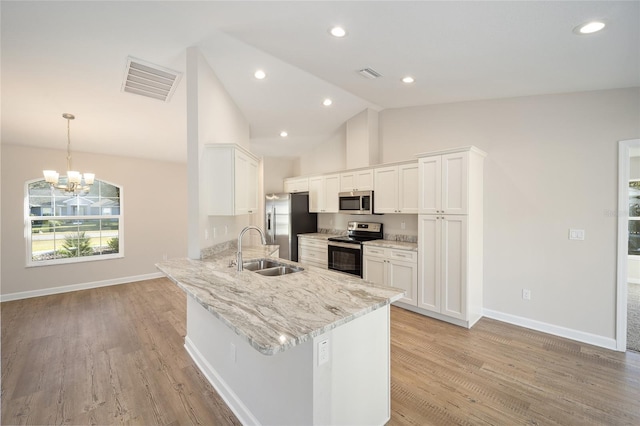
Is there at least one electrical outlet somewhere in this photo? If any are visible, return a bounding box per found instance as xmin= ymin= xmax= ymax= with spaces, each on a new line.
xmin=229 ymin=343 xmax=236 ymax=363
xmin=205 ymin=229 xmax=209 ymax=240
xmin=401 ymin=221 xmax=406 ymax=230
xmin=569 ymin=229 xmax=585 ymax=240
xmin=162 ymin=253 xmax=168 ymax=261
xmin=213 ymin=228 xmax=217 ymax=239
xmin=318 ymin=339 xmax=329 ymax=366
xmin=522 ymin=289 xmax=531 ymax=300
xmin=225 ymin=225 xmax=228 ymax=235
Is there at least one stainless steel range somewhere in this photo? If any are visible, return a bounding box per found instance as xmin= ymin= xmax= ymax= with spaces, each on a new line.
xmin=328 ymin=221 xmax=383 ymax=277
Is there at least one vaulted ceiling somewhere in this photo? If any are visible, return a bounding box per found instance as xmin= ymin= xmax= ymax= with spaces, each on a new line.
xmin=2 ymin=1 xmax=638 ymax=162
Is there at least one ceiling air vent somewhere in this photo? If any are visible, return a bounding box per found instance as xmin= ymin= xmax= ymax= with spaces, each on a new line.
xmin=358 ymin=68 xmax=383 ymax=79
xmin=121 ymin=57 xmax=182 ymax=102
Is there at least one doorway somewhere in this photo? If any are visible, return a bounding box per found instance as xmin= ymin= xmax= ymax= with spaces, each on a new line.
xmin=617 ymin=139 xmax=640 ymax=352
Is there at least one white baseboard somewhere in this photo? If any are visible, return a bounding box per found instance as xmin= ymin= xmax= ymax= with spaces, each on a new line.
xmin=184 ymin=336 xmax=259 ymax=426
xmin=483 ymin=308 xmax=618 ymax=351
xmin=0 ymin=272 xmax=165 ymax=302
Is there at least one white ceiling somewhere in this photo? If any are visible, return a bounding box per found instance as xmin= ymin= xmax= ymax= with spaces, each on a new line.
xmin=2 ymin=1 xmax=638 ymax=162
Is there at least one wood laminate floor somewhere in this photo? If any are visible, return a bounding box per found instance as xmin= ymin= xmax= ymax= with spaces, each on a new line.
xmin=2 ymin=278 xmax=639 ymax=425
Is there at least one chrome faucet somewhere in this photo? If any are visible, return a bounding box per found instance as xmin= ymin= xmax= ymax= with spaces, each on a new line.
xmin=237 ymin=225 xmax=267 ymax=271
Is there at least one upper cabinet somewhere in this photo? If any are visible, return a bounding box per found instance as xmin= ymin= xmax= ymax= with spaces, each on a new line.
xmin=203 ymin=144 xmax=259 ymax=216
xmin=374 ymin=162 xmax=419 ymax=214
xmin=419 ymin=151 xmax=469 ymax=215
xmin=284 ymin=177 xmax=309 ymax=193
xmin=309 ymin=173 xmax=340 ymax=213
xmin=340 ymin=169 xmax=374 ymax=192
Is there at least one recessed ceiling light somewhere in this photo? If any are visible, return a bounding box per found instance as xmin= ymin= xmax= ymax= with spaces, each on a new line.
xmin=574 ymin=21 xmax=605 ymax=35
xmin=322 ymin=98 xmax=333 ymax=106
xmin=254 ymin=69 xmax=266 ymax=79
xmin=329 ymin=26 xmax=347 ymax=38
xmin=402 ymin=76 xmax=415 ymax=84
xmin=280 ymin=131 xmax=288 ymax=137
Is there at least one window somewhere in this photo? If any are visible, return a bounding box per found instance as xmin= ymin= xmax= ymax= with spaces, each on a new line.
xmin=26 ymin=178 xmax=123 ymax=266
xmin=630 ymin=180 xmax=640 ymax=256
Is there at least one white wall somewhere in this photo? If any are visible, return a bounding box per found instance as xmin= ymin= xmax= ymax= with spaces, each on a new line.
xmin=0 ymin=144 xmax=188 ymax=297
xmin=187 ymin=48 xmax=257 ymax=253
xmin=263 ymin=157 xmax=297 ymax=194
xmin=297 ymin=127 xmax=347 ymax=176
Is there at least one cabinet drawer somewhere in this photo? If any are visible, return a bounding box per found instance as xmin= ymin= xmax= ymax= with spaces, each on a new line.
xmin=389 ymin=249 xmax=417 ymax=263
xmin=299 ymin=248 xmax=327 ymax=260
xmin=299 ymin=238 xmax=328 ymax=250
xmin=363 ymin=246 xmax=386 ymax=257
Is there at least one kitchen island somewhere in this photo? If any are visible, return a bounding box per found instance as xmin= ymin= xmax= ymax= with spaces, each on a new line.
xmin=157 ymin=244 xmax=404 ymax=426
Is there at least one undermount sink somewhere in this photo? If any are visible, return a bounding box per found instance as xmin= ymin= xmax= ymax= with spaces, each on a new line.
xmin=242 ymin=258 xmax=304 ymax=276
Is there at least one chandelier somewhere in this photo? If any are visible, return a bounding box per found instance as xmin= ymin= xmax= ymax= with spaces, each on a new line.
xmin=43 ymin=113 xmax=95 ymax=194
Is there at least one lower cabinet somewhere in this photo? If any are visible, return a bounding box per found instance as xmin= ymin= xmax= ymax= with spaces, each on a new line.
xmin=298 ymin=237 xmax=328 ymax=269
xmin=363 ymin=245 xmax=417 ymax=305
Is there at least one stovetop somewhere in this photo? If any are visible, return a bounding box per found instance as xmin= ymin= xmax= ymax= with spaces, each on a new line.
xmin=328 ymin=235 xmax=381 ymax=244
xmin=328 ymin=221 xmax=383 ymax=245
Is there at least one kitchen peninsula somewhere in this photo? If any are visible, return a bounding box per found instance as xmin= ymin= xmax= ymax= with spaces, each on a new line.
xmin=157 ymin=244 xmax=404 ymax=426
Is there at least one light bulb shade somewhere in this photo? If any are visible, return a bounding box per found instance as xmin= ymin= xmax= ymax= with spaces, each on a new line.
xmin=67 ymin=171 xmax=81 ymax=184
xmin=83 ymin=173 xmax=95 ymax=186
xmin=43 ymin=170 xmax=59 ymax=184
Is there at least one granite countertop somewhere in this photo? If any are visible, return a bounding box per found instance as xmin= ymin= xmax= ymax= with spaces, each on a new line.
xmin=363 ymin=240 xmax=418 ymax=251
xmin=297 ymin=232 xmax=341 ymax=240
xmin=156 ymin=246 xmax=403 ymax=356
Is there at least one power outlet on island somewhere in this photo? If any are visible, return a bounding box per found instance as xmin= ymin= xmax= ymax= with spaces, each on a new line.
xmin=318 ymin=339 xmax=329 ymax=366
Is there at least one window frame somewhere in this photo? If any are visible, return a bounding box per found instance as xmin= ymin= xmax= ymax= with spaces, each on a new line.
xmin=25 ymin=177 xmax=124 ymax=267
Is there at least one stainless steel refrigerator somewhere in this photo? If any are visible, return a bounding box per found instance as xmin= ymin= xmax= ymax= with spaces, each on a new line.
xmin=265 ymin=193 xmax=317 ymax=261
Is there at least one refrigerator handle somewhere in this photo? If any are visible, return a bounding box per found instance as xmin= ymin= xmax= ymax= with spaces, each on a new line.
xmin=271 ymin=208 xmax=276 ymax=243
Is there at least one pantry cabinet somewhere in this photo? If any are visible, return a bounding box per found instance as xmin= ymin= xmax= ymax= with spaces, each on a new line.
xmin=363 ymin=245 xmax=418 ymax=306
xmin=203 ymin=144 xmax=259 ymax=216
xmin=416 ymin=146 xmax=486 ymax=328
xmin=373 ymin=162 xmax=419 ymax=214
xmin=340 ymin=169 xmax=374 ymax=192
xmin=309 ymin=174 xmax=340 ymax=213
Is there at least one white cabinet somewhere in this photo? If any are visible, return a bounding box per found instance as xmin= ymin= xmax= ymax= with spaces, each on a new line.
xmin=363 ymin=245 xmax=417 ymax=305
xmin=203 ymin=144 xmax=259 ymax=216
xmin=298 ymin=236 xmax=328 ymax=269
xmin=373 ymin=162 xmax=418 ymax=214
xmin=419 ymin=151 xmax=468 ymax=215
xmin=284 ymin=177 xmax=309 ymax=193
xmin=340 ymin=169 xmax=373 ymax=192
xmin=309 ymin=174 xmax=340 ymax=213
xmin=416 ymin=146 xmax=486 ymax=328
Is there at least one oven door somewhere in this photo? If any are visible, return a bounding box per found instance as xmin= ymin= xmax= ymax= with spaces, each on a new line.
xmin=328 ymin=241 xmax=362 ymax=277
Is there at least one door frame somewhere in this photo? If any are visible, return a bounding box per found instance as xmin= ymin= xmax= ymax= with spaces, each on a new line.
xmin=617 ymin=139 xmax=640 ymax=351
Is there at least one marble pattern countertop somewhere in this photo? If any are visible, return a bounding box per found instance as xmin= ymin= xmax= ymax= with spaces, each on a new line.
xmin=363 ymin=239 xmax=418 ymax=251
xmin=297 ymin=232 xmax=341 ymax=240
xmin=156 ymin=245 xmax=404 ymax=356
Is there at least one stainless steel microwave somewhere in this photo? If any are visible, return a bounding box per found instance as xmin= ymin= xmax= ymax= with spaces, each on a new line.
xmin=338 ymin=191 xmax=373 ymax=215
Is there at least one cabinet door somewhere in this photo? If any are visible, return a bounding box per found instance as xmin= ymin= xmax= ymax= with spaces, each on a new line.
xmin=234 ymin=150 xmax=249 ymax=215
xmin=440 ymin=215 xmax=467 ymax=320
xmin=388 ymin=260 xmax=417 ymax=305
xmin=340 ymin=172 xmax=356 ymax=192
xmin=418 ymin=156 xmax=441 ymax=214
xmin=308 ymin=176 xmax=323 ymax=213
xmin=363 ymin=255 xmax=386 ymax=286
xmin=324 ymin=174 xmax=341 ymax=213
xmin=418 ymin=215 xmax=440 ymax=312
xmin=398 ymin=163 xmax=418 ymax=214
xmin=247 ymin=157 xmax=259 ymax=214
xmin=355 ymin=169 xmax=374 ymax=191
xmin=441 ymin=152 xmax=468 ymax=214
xmin=374 ymin=166 xmax=398 ymax=213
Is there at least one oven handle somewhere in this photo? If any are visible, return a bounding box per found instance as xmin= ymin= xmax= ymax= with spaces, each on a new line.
xmin=328 ymin=241 xmax=362 ymax=250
